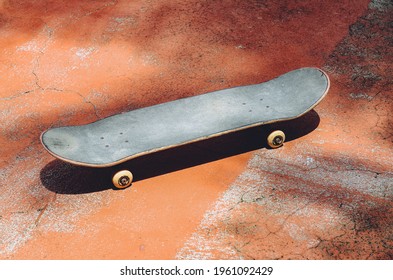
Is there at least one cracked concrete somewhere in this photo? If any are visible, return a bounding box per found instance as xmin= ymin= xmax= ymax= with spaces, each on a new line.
xmin=177 ymin=1 xmax=393 ymax=260
xmin=0 ymin=0 xmax=392 ymax=259
xmin=177 ymin=152 xmax=392 ymax=259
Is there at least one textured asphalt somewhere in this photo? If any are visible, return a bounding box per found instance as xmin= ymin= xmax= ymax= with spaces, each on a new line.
xmin=0 ymin=0 xmax=392 ymax=259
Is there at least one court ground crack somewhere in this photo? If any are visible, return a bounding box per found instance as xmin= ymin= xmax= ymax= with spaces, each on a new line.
xmin=0 ymin=89 xmax=37 ymax=101
xmin=262 ymin=190 xmax=329 ymax=238
xmin=34 ymin=203 xmax=49 ymax=227
xmin=32 ymin=70 xmax=44 ymax=90
xmin=74 ymin=91 xmax=101 ymax=119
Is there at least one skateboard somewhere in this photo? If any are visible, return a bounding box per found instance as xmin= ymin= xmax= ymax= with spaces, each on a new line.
xmin=41 ymin=67 xmax=329 ymax=189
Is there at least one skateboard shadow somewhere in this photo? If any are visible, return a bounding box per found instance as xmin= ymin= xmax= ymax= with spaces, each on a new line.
xmin=40 ymin=110 xmax=320 ymax=194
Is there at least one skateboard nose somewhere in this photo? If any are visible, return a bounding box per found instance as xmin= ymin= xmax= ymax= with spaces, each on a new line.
xmin=41 ymin=127 xmax=78 ymax=157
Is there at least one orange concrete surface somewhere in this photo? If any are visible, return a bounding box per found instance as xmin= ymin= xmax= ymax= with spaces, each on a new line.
xmin=0 ymin=0 xmax=392 ymax=259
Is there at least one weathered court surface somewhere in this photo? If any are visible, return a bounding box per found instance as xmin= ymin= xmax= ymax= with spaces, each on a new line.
xmin=0 ymin=0 xmax=392 ymax=259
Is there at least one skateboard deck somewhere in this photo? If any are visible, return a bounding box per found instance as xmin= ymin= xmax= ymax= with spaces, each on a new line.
xmin=41 ymin=67 xmax=329 ymax=171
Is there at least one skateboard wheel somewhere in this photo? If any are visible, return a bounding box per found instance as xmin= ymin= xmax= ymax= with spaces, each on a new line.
xmin=112 ymin=170 xmax=133 ymax=189
xmin=267 ymin=130 xmax=285 ymax=148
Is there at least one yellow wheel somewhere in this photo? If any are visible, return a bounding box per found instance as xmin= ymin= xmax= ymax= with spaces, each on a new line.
xmin=112 ymin=170 xmax=133 ymax=189
xmin=267 ymin=130 xmax=285 ymax=148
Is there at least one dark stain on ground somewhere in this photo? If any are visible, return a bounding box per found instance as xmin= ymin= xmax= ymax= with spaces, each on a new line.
xmin=324 ymin=1 xmax=393 ymax=145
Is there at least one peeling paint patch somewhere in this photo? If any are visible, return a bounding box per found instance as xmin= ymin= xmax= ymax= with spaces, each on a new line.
xmin=349 ymin=92 xmax=373 ymax=100
xmin=176 ymin=150 xmax=393 ymax=259
xmin=0 ymin=212 xmax=35 ymax=255
xmin=74 ymin=47 xmax=97 ymax=60
xmin=16 ymin=41 xmax=40 ymax=52
xmin=368 ymin=0 xmax=393 ymax=11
